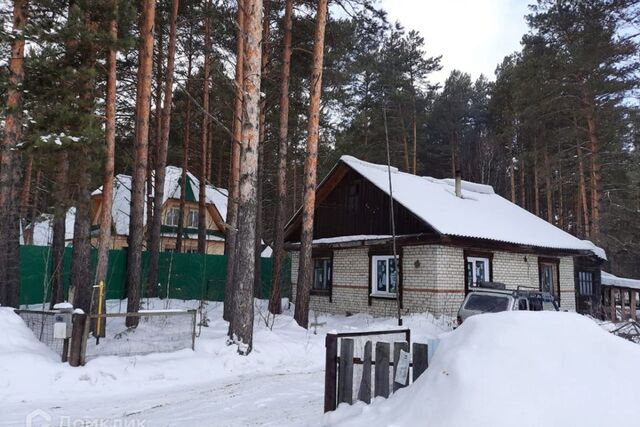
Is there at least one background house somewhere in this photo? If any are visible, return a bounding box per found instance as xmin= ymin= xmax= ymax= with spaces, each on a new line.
xmin=90 ymin=166 xmax=228 ymax=254
xmin=23 ymin=167 xmax=229 ymax=255
xmin=285 ymin=156 xmax=605 ymax=318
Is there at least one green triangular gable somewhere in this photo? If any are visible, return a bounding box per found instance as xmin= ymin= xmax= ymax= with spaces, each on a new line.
xmin=185 ymin=176 xmax=197 ymax=202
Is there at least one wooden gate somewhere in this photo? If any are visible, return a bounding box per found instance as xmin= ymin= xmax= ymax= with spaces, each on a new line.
xmin=324 ymin=329 xmax=429 ymax=412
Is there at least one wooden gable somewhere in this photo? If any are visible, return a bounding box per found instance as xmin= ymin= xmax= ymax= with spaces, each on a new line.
xmin=285 ymin=165 xmax=435 ymax=242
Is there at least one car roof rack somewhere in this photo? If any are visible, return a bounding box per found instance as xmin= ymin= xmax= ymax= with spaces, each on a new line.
xmin=477 ymin=281 xmax=507 ymax=290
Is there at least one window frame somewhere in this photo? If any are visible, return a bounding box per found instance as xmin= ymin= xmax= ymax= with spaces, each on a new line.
xmin=164 ymin=207 xmax=180 ymax=227
xmin=311 ymin=256 xmax=333 ymax=295
xmin=463 ymin=251 xmax=493 ymax=294
xmin=370 ymin=254 xmax=399 ymax=297
xmin=187 ymin=208 xmax=199 ymax=228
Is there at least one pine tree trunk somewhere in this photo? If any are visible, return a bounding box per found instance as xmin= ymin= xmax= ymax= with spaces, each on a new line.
xmin=294 ymin=0 xmax=329 ymax=329
xmin=509 ymin=157 xmax=516 ymax=203
xmin=254 ymin=0 xmax=271 ymax=298
xmin=127 ymin=0 xmax=156 ymax=327
xmin=26 ymin=170 xmax=42 ymax=244
xmin=19 ymin=155 xmax=33 ymax=221
xmin=557 ymin=140 xmax=564 ymax=229
xmin=228 ymin=0 xmax=263 ymax=355
xmin=216 ymin=137 xmax=225 ymax=188
xmin=411 ymin=76 xmax=418 ymax=174
xmin=147 ymin=11 xmax=164 ymax=250
xmin=577 ymin=140 xmax=590 ymax=237
xmin=582 ymin=88 xmax=601 ymax=241
xmin=95 ymin=1 xmax=118 ymax=287
xmin=268 ymin=0 xmax=293 ymax=315
xmin=0 ymin=0 xmax=27 ymax=307
xmin=544 ymin=143 xmax=553 ymax=224
xmin=50 ymin=152 xmax=69 ymax=309
xmin=176 ymin=53 xmax=193 ymax=253
xmin=223 ymin=0 xmax=245 ymax=322
xmin=149 ymin=0 xmax=180 ymax=294
xmin=519 ymin=157 xmax=526 ymax=209
xmin=69 ymin=13 xmax=98 ymax=314
xmin=198 ymin=3 xmax=212 ymax=254
xmin=399 ymin=106 xmax=410 ymax=172
xmin=533 ymin=148 xmax=540 ymax=217
xmin=70 ymin=168 xmax=93 ymax=313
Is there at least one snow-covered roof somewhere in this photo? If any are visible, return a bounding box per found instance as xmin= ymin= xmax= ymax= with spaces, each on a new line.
xmin=338 ymin=155 xmax=605 ymax=258
xmin=601 ymin=271 xmax=640 ymax=290
xmin=92 ymin=166 xmax=228 ymax=236
xmin=23 ymin=209 xmax=76 ymax=246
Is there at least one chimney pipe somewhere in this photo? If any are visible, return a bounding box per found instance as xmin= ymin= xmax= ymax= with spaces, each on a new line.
xmin=455 ymin=170 xmax=462 ymax=198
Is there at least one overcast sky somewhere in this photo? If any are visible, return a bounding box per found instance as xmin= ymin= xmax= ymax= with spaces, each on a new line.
xmin=380 ymin=0 xmax=533 ymax=86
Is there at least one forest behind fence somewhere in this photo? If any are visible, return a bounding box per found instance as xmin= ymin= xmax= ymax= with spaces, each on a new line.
xmin=18 ymin=245 xmax=291 ymax=306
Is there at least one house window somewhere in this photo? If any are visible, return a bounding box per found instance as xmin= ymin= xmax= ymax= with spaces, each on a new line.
xmin=371 ymin=255 xmax=398 ymax=296
xmin=187 ymin=209 xmax=199 ymax=228
xmin=539 ymin=259 xmax=560 ymax=302
xmin=313 ymin=257 xmax=332 ymax=292
xmin=165 ymin=207 xmax=180 ymax=226
xmin=466 ymin=256 xmax=490 ymax=288
xmin=577 ymin=271 xmax=594 ymax=296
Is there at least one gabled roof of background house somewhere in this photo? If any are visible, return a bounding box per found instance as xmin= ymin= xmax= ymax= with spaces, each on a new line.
xmin=288 ymin=155 xmax=605 ymax=259
xmin=92 ymin=166 xmax=228 ymax=236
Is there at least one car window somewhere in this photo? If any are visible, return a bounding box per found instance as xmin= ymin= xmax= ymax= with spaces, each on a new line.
xmin=518 ymin=299 xmax=528 ymax=310
xmin=528 ymin=297 xmax=543 ymax=311
xmin=464 ymin=294 xmax=510 ymax=313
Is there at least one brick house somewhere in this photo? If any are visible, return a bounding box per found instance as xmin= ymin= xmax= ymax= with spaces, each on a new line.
xmin=89 ymin=166 xmax=228 ymax=254
xmin=285 ymin=156 xmax=605 ymax=318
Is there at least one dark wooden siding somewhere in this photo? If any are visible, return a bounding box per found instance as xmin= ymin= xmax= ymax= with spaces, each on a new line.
xmin=286 ymin=169 xmax=434 ymax=242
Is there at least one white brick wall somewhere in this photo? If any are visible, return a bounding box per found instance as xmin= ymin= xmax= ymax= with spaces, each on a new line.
xmin=289 ymin=244 xmax=577 ymax=317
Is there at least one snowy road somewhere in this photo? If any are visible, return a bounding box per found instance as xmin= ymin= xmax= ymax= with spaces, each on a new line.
xmin=2 ymin=370 xmax=325 ymax=426
xmin=2 ymin=300 xmax=448 ymax=426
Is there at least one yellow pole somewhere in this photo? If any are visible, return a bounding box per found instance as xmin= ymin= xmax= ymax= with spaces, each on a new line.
xmin=97 ymin=281 xmax=105 ymax=336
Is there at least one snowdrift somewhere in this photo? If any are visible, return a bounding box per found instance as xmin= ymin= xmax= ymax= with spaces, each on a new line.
xmin=327 ymin=311 xmax=640 ymax=427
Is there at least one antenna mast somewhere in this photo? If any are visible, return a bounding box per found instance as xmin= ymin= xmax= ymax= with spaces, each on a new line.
xmin=382 ymin=106 xmax=402 ymax=326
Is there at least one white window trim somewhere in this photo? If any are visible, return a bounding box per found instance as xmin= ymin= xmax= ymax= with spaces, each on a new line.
xmin=370 ymin=255 xmax=399 ymax=297
xmin=187 ymin=209 xmax=199 ymax=228
xmin=467 ymin=256 xmax=490 ymax=287
xmin=165 ymin=207 xmax=180 ymax=227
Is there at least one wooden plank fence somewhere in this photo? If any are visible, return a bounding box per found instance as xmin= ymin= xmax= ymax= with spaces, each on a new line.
xmin=324 ymin=329 xmax=429 ymax=412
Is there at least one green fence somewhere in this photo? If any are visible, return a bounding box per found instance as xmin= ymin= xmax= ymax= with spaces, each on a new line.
xmin=18 ymin=245 xmax=291 ymax=306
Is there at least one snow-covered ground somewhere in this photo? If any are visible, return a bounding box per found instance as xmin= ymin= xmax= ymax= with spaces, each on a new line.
xmin=4 ymin=299 xmax=639 ymax=427
xmin=327 ymin=311 xmax=640 ymax=427
xmin=1 ymin=299 xmax=448 ymax=426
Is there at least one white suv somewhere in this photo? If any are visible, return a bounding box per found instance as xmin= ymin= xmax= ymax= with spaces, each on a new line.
xmin=457 ymin=283 xmax=559 ymax=324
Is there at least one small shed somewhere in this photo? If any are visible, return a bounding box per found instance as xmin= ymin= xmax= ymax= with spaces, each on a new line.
xmin=601 ymin=272 xmax=640 ymax=321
